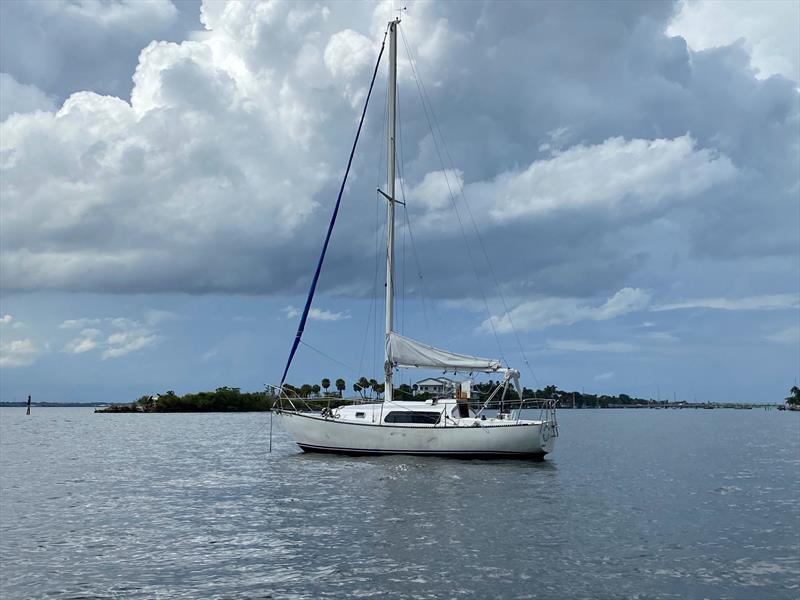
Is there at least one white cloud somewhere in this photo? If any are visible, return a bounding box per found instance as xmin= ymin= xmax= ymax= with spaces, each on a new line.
xmin=668 ymin=0 xmax=800 ymax=81
xmin=482 ymin=287 xmax=651 ymax=333
xmin=324 ymin=29 xmax=374 ymax=80
xmin=102 ymin=331 xmax=158 ymax=359
xmin=764 ymin=326 xmax=799 ymax=344
xmin=0 ymin=0 xmax=794 ymax=310
xmin=60 ymin=315 xmax=160 ymax=359
xmin=450 ymin=135 xmax=737 ymax=224
xmin=406 ymin=169 xmax=463 ymax=212
xmin=60 ymin=318 xmax=103 ymax=329
xmin=61 ymin=0 xmax=177 ymax=31
xmin=0 ymin=2 xmax=355 ymax=295
xmin=0 ymin=314 xmax=13 ymax=325
xmin=63 ymin=328 xmax=102 ymax=354
xmin=0 ymin=338 xmax=37 ymax=367
xmin=654 ymin=294 xmax=799 ymax=312
xmin=0 ymin=73 xmax=55 ymax=121
xmin=283 ymin=305 xmax=350 ymax=322
xmin=486 ymin=290 xmax=796 ymax=335
xmin=547 ymin=339 xmax=637 ymax=353
xmin=593 ymin=371 xmax=616 ymax=381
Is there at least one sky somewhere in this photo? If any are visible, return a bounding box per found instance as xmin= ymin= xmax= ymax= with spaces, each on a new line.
xmin=0 ymin=0 xmax=798 ymax=404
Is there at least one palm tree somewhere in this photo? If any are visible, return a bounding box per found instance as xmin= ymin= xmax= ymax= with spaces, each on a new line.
xmin=312 ymin=384 xmax=321 ymax=397
xmin=321 ymin=378 xmax=330 ymax=396
xmin=336 ymin=378 xmax=346 ymax=397
xmin=787 ymin=385 xmax=800 ymax=406
xmin=370 ymin=379 xmax=380 ymax=399
xmin=355 ymin=377 xmax=370 ymax=399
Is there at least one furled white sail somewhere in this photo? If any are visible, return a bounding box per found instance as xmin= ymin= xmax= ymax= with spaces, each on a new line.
xmin=387 ymin=332 xmax=502 ymax=372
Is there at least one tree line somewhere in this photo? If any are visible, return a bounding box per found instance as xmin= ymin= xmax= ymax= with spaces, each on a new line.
xmin=97 ymin=387 xmax=275 ymax=413
xmin=96 ymin=382 xmax=800 ymax=413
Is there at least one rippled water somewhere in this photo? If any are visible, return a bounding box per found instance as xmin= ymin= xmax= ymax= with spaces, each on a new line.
xmin=1 ymin=407 xmax=798 ymax=599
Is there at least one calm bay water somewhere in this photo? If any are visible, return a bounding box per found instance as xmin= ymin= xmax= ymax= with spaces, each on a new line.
xmin=0 ymin=407 xmax=797 ymax=599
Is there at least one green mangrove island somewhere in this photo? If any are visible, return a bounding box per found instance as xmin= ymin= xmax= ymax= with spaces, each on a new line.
xmin=93 ymin=382 xmax=800 ymax=413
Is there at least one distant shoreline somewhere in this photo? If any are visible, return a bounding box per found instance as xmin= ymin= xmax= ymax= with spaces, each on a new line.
xmin=1 ymin=401 xmax=790 ymax=411
xmin=1 ymin=402 xmax=108 ymax=407
xmin=6 ymin=384 xmax=796 ymax=412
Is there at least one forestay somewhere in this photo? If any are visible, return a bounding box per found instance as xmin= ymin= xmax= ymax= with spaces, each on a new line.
xmin=387 ymin=332 xmax=502 ymax=373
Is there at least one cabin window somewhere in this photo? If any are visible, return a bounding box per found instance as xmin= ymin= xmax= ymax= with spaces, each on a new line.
xmin=355 ymin=412 xmax=366 ymax=419
xmin=384 ymin=411 xmax=441 ymax=424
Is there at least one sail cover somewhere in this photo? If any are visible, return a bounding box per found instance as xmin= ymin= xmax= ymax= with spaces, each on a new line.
xmin=387 ymin=332 xmax=502 ymax=372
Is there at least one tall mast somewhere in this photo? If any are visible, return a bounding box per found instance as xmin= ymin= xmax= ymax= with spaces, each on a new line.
xmin=384 ymin=18 xmax=399 ymax=405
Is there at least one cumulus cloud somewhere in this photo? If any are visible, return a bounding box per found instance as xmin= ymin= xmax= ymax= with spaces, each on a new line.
xmin=465 ymin=135 xmax=736 ymax=223
xmin=60 ymin=318 xmax=103 ymax=329
xmin=0 ymin=314 xmax=25 ymax=330
xmin=283 ymin=306 xmax=350 ymax=322
xmin=668 ymin=0 xmax=800 ymax=81
xmin=0 ymin=0 xmax=184 ymax=100
xmin=0 ymin=0 xmax=796 ymax=309
xmin=0 ymin=73 xmax=56 ymax=120
xmin=324 ymin=29 xmax=374 ymax=80
xmin=0 ymin=338 xmax=37 ymax=367
xmin=63 ymin=328 xmax=102 ymax=354
xmin=102 ymin=330 xmax=159 ymax=359
xmin=61 ymin=315 xmax=161 ymax=359
xmin=482 ymin=287 xmax=651 ymax=333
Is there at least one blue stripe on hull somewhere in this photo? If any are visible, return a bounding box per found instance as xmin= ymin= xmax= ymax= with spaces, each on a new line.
xmin=296 ymin=442 xmax=547 ymax=460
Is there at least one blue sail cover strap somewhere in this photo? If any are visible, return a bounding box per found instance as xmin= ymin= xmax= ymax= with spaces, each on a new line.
xmin=279 ymin=32 xmax=388 ymax=391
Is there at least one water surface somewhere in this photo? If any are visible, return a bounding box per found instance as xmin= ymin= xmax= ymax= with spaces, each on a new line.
xmin=1 ymin=407 xmax=798 ymax=599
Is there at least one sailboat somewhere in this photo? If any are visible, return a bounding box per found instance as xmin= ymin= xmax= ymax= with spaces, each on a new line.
xmin=274 ymin=19 xmax=558 ymax=458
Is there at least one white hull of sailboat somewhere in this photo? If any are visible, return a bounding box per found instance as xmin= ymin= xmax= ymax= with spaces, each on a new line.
xmin=276 ymin=410 xmax=555 ymax=458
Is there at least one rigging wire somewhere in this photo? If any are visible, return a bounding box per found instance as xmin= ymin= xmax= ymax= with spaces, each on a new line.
xmin=396 ymin=79 xmax=407 ymax=338
xmin=400 ymin=34 xmax=540 ymax=385
xmin=358 ymin=67 xmax=389 ymax=380
xmin=278 ymin=26 xmax=389 ymax=390
xmin=396 ymin=104 xmax=436 ymax=373
xmin=398 ymin=24 xmax=509 ymax=368
xmin=396 ymin=81 xmax=434 ymax=348
xmin=398 ymin=183 xmax=432 ymax=338
xmin=300 ymin=339 xmax=361 ymax=381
